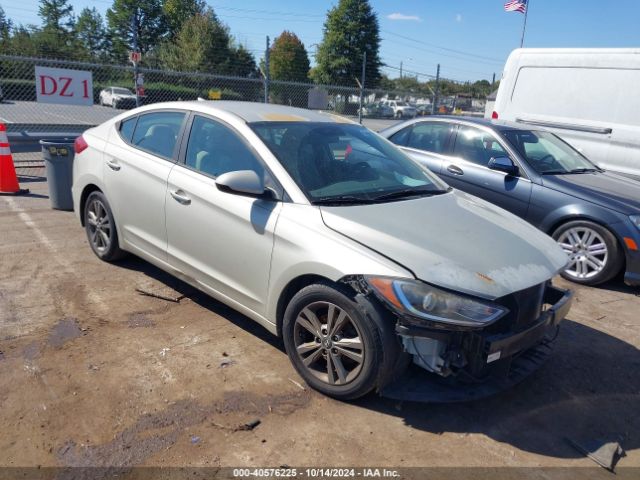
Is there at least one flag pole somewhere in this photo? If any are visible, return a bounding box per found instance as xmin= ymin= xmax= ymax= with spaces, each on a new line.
xmin=520 ymin=0 xmax=530 ymax=48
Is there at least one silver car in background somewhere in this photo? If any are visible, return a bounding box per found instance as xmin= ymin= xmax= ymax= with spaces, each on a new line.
xmin=71 ymin=101 xmax=572 ymax=401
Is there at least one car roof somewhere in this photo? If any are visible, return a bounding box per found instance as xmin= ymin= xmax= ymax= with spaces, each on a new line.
xmin=159 ymin=100 xmax=358 ymax=124
xmin=425 ymin=115 xmax=539 ymax=132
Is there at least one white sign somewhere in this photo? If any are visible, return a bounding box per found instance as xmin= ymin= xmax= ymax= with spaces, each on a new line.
xmin=35 ymin=66 xmax=93 ymax=106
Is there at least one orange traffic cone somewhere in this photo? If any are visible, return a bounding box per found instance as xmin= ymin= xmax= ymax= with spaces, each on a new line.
xmin=0 ymin=123 xmax=29 ymax=195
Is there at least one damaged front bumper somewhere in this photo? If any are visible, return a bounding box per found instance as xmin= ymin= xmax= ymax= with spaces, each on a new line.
xmin=382 ymin=284 xmax=573 ymax=402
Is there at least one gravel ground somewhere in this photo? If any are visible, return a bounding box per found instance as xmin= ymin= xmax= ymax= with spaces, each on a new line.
xmin=0 ymin=179 xmax=638 ymax=479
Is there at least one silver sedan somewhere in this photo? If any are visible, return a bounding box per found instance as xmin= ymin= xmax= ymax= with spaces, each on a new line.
xmin=72 ymin=101 xmax=572 ymax=401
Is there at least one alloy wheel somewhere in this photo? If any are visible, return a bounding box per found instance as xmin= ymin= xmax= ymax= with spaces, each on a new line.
xmin=86 ymin=199 xmax=112 ymax=254
xmin=293 ymin=301 xmax=364 ymax=386
xmin=557 ymin=226 xmax=608 ymax=280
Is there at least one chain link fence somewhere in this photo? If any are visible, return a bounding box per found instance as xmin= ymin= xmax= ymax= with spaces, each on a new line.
xmin=0 ymin=55 xmax=486 ymax=165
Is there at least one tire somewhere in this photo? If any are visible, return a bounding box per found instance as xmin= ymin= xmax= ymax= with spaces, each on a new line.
xmin=282 ymin=283 xmax=389 ymax=400
xmin=552 ymin=220 xmax=623 ymax=285
xmin=84 ymin=191 xmax=127 ymax=262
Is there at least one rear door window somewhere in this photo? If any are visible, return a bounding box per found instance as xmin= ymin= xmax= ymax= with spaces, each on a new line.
xmin=131 ymin=111 xmax=186 ymax=160
xmin=406 ymin=122 xmax=452 ymax=154
xmin=388 ymin=126 xmax=411 ymax=146
xmin=119 ymin=116 xmax=137 ymax=142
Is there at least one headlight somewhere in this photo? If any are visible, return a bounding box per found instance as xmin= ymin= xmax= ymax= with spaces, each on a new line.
xmin=366 ymin=276 xmax=508 ymax=328
xmin=630 ymin=215 xmax=640 ymax=230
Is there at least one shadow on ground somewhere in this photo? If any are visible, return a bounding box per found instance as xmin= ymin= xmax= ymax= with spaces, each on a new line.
xmin=115 ymin=255 xmax=640 ymax=460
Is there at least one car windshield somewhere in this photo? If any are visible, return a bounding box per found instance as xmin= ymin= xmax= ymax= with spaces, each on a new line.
xmin=503 ymin=130 xmax=599 ymax=174
xmin=251 ymin=122 xmax=450 ymax=204
xmin=113 ymin=88 xmax=132 ymax=95
xmin=395 ymin=102 xmax=407 ymax=106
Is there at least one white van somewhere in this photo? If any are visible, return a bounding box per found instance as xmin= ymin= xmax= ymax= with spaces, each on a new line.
xmin=490 ymin=48 xmax=640 ymax=176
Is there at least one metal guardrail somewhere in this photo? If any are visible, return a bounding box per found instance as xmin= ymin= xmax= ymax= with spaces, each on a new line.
xmin=6 ymin=124 xmax=89 ymax=153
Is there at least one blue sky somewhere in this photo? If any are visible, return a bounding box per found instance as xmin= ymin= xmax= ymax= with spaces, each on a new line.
xmin=3 ymin=0 xmax=640 ymax=81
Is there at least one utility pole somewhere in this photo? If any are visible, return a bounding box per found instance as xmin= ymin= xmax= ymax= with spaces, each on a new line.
xmin=431 ymin=63 xmax=440 ymax=115
xmin=492 ymin=72 xmax=496 ymax=86
xmin=264 ymin=36 xmax=270 ymax=103
xmin=520 ymin=0 xmax=530 ymax=48
xmin=358 ymin=51 xmax=367 ymax=124
xmin=400 ymin=61 xmax=403 ymax=79
xmin=131 ymin=12 xmax=140 ymax=108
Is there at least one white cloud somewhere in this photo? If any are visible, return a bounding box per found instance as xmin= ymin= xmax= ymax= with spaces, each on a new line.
xmin=387 ymin=13 xmax=422 ymax=22
xmin=456 ymin=14 xmax=463 ymax=23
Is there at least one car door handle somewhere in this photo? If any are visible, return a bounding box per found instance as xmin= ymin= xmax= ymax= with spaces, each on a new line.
xmin=170 ymin=189 xmax=191 ymax=205
xmin=446 ymin=164 xmax=464 ymax=175
xmin=106 ymin=159 xmax=121 ymax=171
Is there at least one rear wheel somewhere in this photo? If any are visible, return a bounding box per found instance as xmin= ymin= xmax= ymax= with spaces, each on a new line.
xmin=552 ymin=220 xmax=623 ymax=285
xmin=283 ymin=283 xmax=387 ymax=400
xmin=84 ymin=191 xmax=126 ymax=262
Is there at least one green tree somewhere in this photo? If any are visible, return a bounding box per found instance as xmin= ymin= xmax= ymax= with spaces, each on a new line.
xmin=76 ymin=7 xmax=107 ymax=59
xmin=269 ymin=31 xmax=310 ymax=82
xmin=159 ymin=11 xmax=231 ymax=71
xmin=0 ymin=6 xmax=12 ymax=44
xmin=5 ymin=25 xmax=40 ymax=57
xmin=107 ymin=0 xmax=167 ymax=60
xmin=229 ymin=44 xmax=259 ymax=77
xmin=163 ymin=0 xmax=206 ymax=39
xmin=38 ymin=0 xmax=73 ymax=34
xmin=35 ymin=0 xmax=76 ymax=57
xmin=159 ymin=10 xmax=257 ymax=76
xmin=313 ymin=0 xmax=382 ymax=87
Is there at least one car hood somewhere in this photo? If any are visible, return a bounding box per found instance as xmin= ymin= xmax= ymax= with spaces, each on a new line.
xmin=320 ymin=190 xmax=568 ymax=300
xmin=541 ymin=171 xmax=640 ymax=214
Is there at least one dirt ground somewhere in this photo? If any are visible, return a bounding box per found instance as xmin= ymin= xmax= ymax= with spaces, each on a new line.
xmin=1 ymin=175 xmax=639 ymax=478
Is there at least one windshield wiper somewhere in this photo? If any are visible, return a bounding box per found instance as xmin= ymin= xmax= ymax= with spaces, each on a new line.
xmin=370 ymin=187 xmax=451 ymax=202
xmin=311 ymin=195 xmax=376 ymax=206
xmin=567 ymin=167 xmax=600 ymax=174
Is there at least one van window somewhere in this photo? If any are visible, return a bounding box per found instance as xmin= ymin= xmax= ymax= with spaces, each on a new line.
xmin=511 ymin=67 xmax=640 ymax=125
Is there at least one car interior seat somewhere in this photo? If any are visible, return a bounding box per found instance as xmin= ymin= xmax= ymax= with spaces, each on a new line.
xmin=457 ymin=132 xmax=489 ymax=166
xmin=297 ymin=134 xmax=334 ymax=192
xmin=138 ymin=124 xmax=176 ymax=158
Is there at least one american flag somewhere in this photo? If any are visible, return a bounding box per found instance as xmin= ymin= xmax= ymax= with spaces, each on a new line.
xmin=504 ymin=0 xmax=527 ymax=13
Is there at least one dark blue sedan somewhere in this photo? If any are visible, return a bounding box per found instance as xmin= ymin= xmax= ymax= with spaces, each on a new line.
xmin=381 ymin=117 xmax=640 ymax=287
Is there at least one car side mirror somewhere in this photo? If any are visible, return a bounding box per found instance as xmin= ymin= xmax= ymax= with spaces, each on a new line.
xmin=215 ymin=170 xmax=265 ymax=196
xmin=488 ymin=156 xmax=518 ymax=176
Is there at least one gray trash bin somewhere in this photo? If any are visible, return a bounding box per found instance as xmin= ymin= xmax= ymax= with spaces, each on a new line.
xmin=40 ymin=139 xmax=75 ymax=211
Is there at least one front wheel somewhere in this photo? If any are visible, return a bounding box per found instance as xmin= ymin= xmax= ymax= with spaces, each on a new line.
xmin=84 ymin=191 xmax=127 ymax=262
xmin=552 ymin=220 xmax=623 ymax=285
xmin=282 ymin=283 xmax=387 ymax=400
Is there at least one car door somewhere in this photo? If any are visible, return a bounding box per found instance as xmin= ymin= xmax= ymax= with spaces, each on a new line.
xmin=441 ymin=124 xmax=532 ymax=217
xmin=103 ymin=110 xmax=186 ymax=263
xmin=165 ymin=114 xmax=282 ymax=315
xmin=388 ymin=121 xmax=455 ymax=176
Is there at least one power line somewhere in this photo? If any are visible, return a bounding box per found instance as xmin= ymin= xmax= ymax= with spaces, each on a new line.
xmin=382 ymin=30 xmax=505 ymax=64
xmin=210 ymin=5 xmax=325 ymax=19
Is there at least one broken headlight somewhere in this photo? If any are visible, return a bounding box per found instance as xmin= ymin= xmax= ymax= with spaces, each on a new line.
xmin=366 ymin=276 xmax=508 ymax=328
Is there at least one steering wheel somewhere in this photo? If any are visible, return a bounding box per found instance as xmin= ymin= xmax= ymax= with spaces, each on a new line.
xmin=351 ymin=162 xmax=378 ymax=181
xmin=537 ymin=154 xmax=558 ymax=170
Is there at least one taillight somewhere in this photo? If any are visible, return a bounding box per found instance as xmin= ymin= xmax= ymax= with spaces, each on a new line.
xmin=74 ymin=135 xmax=88 ymax=154
xmin=491 ymin=111 xmax=499 ymax=119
